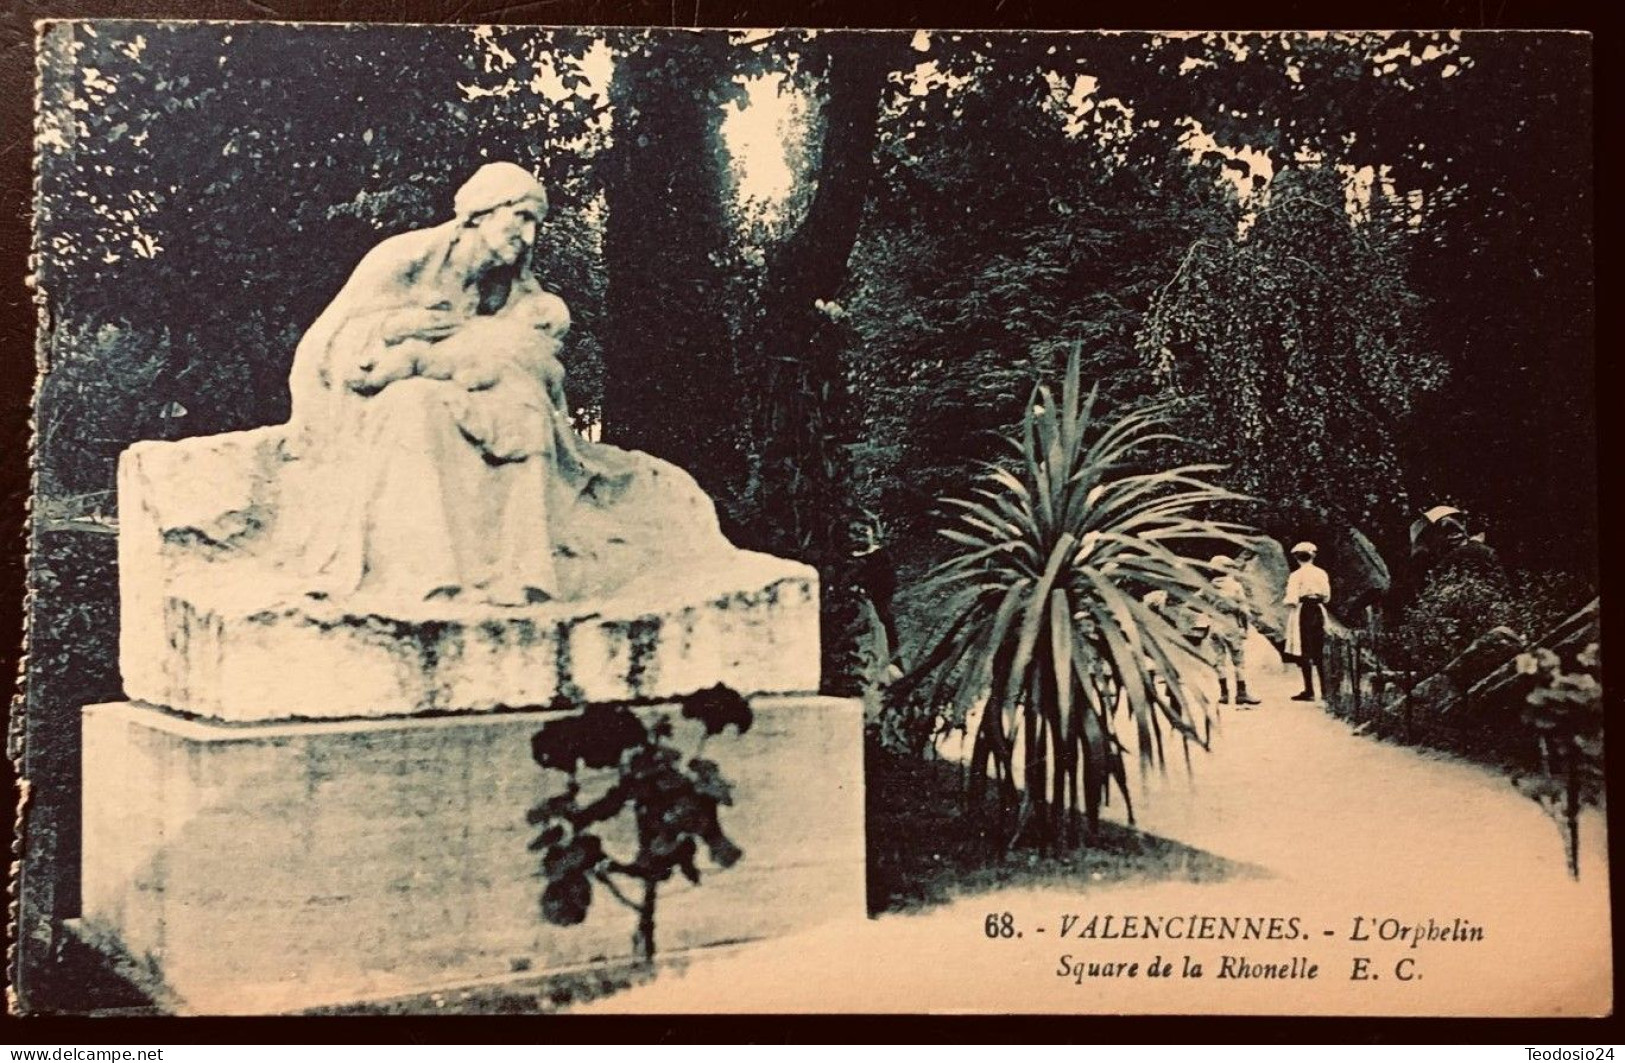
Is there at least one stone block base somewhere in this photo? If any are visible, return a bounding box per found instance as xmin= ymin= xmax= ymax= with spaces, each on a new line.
xmin=117 ymin=427 xmax=822 ymax=722
xmin=81 ymin=696 xmax=864 ymax=1014
xmin=123 ymin=554 xmax=819 ymax=721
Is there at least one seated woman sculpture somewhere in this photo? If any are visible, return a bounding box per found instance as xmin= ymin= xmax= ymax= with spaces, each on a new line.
xmin=281 ymin=162 xmax=669 ymax=607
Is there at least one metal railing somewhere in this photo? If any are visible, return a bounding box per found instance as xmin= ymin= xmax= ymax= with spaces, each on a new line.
xmin=1320 ymin=599 xmax=1599 ymax=753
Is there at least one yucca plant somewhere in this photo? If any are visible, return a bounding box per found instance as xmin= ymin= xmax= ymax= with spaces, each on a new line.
xmin=893 ymin=344 xmax=1254 ymax=851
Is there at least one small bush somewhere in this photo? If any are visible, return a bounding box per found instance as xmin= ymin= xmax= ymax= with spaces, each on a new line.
xmin=18 ymin=527 xmax=122 ymax=968
xmin=528 ymin=686 xmax=752 ymax=965
xmin=1510 ymin=642 xmax=1602 ymax=878
xmin=1391 ymin=557 xmax=1589 ymax=677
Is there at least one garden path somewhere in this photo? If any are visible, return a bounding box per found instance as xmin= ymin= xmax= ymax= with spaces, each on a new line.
xmin=579 ymin=636 xmax=1611 ymax=1016
xmin=1102 ymin=633 xmax=1609 ymax=893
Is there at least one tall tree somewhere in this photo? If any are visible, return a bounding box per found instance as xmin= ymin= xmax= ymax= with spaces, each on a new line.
xmin=743 ymin=31 xmax=904 ymax=691
xmin=600 ymin=32 xmax=745 ymax=523
xmin=845 ymin=33 xmax=1224 ymax=538
xmin=1078 ymin=31 xmax=1595 ymax=573
xmin=1396 ymin=34 xmax=1594 ymax=575
xmin=1136 ymin=164 xmax=1444 ymax=554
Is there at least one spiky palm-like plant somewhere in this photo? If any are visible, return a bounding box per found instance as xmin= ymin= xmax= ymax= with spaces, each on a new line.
xmin=896 ymin=345 xmax=1254 ymax=851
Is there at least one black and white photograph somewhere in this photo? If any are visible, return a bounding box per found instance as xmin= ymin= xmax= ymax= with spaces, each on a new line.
xmin=11 ymin=19 xmax=1605 ymax=1018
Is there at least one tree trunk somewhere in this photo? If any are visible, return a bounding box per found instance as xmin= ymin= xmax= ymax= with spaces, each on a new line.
xmin=1565 ymin=764 xmax=1582 ymax=880
xmin=1020 ymin=684 xmax=1046 ymax=850
xmin=974 ymin=644 xmax=1020 ymax=824
xmin=633 ymin=878 xmax=658 ymax=965
xmin=1050 ymin=692 xmax=1072 ymax=849
xmin=1065 ymin=701 xmax=1083 ymax=849
xmin=968 ymin=719 xmax=992 ymax=813
xmin=602 ymin=34 xmax=744 ymax=522
xmin=745 ymin=35 xmax=901 ymax=691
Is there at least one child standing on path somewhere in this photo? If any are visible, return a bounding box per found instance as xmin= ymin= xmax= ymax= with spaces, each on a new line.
xmin=1209 ymin=554 xmax=1262 ymax=707
xmin=1284 ymin=541 xmax=1331 ymax=701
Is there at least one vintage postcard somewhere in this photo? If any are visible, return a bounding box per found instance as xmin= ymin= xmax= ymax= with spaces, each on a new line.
xmin=12 ymin=21 xmax=1606 ymax=1017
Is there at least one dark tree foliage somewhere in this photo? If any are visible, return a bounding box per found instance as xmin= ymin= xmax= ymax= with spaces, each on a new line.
xmin=1071 ymin=31 xmax=1594 ymax=573
xmin=35 ymin=22 xmax=609 ymax=497
xmin=747 ymin=33 xmax=897 ymax=561
xmin=842 ymin=30 xmax=1590 ymax=586
xmin=846 ymin=34 xmax=1231 ymax=539
xmin=1395 ymin=36 xmax=1594 ymax=575
xmin=600 ymin=32 xmax=748 ymax=526
xmin=734 ymin=33 xmax=904 ymax=694
xmin=1137 ymin=164 xmax=1445 ymax=551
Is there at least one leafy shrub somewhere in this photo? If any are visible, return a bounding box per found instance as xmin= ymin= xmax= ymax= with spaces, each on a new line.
xmin=36 ymin=323 xmax=167 ymax=503
xmin=19 ymin=528 xmax=122 ymax=948
xmin=528 ymin=686 xmax=752 ymax=965
xmin=1509 ymin=642 xmax=1602 ymax=878
xmin=1391 ymin=557 xmax=1589 ymax=677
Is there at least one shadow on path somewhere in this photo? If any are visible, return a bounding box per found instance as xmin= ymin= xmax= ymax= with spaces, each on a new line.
xmin=867 ymin=743 xmax=1259 ymax=916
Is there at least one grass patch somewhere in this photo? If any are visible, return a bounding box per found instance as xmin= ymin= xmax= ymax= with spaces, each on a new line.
xmin=23 ymin=930 xmax=166 ymax=1017
xmin=867 ymin=738 xmax=1252 ymax=915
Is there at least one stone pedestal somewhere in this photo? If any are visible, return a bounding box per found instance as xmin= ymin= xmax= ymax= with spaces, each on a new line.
xmin=81 ymin=696 xmax=864 ymax=1014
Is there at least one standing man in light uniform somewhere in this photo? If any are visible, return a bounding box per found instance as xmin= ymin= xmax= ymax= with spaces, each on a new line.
xmin=1284 ymin=541 xmax=1331 ymax=702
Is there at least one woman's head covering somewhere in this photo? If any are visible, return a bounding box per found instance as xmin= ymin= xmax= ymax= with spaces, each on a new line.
xmin=454 ymin=162 xmax=548 ymax=221
xmin=1291 ymin=541 xmax=1318 ymax=558
xmin=1209 ymin=554 xmax=1235 ymax=571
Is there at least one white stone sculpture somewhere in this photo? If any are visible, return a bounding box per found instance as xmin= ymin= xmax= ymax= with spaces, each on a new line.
xmin=118 ymin=163 xmax=818 ymax=720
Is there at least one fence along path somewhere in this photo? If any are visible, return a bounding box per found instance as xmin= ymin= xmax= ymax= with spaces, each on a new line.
xmin=1124 ymin=633 xmax=1608 ymax=890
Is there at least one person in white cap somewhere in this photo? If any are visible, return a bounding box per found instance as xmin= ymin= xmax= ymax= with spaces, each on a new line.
xmin=1283 ymin=541 xmax=1331 ymax=701
xmin=1208 ymin=554 xmax=1262 ymax=707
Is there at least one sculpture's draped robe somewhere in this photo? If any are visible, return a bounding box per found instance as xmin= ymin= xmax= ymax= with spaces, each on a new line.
xmin=282 ymin=223 xmax=635 ymax=605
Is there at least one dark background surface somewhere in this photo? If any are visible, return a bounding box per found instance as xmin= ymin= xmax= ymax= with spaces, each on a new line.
xmin=1 ymin=0 xmax=1615 ymax=1043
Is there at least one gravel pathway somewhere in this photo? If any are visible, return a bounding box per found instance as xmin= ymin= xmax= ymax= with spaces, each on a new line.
xmin=580 ymin=637 xmax=1611 ymax=1016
